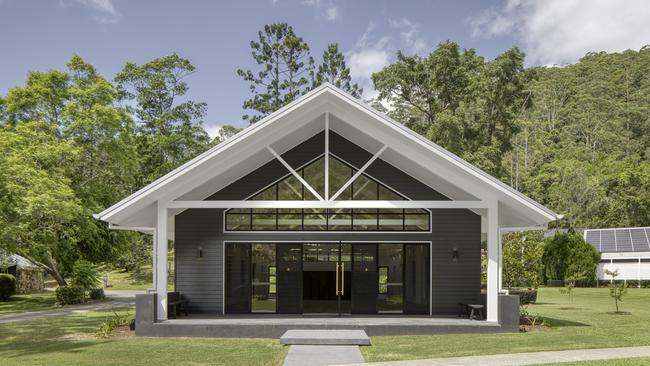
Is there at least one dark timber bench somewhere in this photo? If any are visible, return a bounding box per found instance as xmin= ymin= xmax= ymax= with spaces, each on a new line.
xmin=167 ymin=292 xmax=189 ymax=318
xmin=458 ymin=302 xmax=484 ymax=320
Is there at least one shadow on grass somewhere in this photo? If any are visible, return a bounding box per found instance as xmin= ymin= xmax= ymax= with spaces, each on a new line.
xmin=0 ymin=309 xmax=127 ymax=359
xmin=540 ymin=316 xmax=590 ymax=327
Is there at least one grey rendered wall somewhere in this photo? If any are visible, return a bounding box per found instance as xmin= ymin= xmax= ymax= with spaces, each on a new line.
xmin=174 ymin=130 xmax=481 ymax=315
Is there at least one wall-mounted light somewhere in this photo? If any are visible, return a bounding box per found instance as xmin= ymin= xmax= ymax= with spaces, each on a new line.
xmin=452 ymin=247 xmax=459 ymax=262
xmin=197 ymin=246 xmax=203 ymax=259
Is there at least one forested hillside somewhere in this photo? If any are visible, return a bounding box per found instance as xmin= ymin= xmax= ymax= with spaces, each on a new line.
xmin=0 ymin=22 xmax=648 ymax=282
xmin=372 ymin=44 xmax=650 ymax=229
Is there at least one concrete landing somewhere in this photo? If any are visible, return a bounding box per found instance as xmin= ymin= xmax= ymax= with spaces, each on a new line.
xmin=283 ymin=345 xmax=365 ymax=366
xmin=281 ymin=329 xmax=370 ymax=345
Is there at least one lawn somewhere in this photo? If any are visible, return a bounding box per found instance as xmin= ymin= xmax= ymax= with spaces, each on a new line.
xmin=100 ymin=266 xmax=174 ymax=291
xmin=362 ymin=288 xmax=650 ymax=362
xmin=539 ymin=359 xmax=650 ymax=366
xmin=0 ymin=292 xmax=58 ymax=315
xmin=0 ymin=308 xmax=287 ymax=366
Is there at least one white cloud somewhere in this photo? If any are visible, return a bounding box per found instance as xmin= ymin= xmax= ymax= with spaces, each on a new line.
xmin=63 ymin=0 xmax=120 ymax=23
xmin=389 ymin=18 xmax=427 ymax=54
xmin=326 ymin=6 xmax=339 ymax=21
xmin=75 ymin=0 xmax=116 ymax=15
xmin=302 ymin=0 xmax=339 ymax=22
xmin=469 ymin=0 xmax=650 ymax=65
xmin=204 ymin=124 xmax=224 ymax=140
xmin=346 ymin=22 xmax=391 ymax=99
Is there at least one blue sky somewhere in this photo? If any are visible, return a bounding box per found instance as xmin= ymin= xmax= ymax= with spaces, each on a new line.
xmin=2 ymin=0 xmax=649 ymax=136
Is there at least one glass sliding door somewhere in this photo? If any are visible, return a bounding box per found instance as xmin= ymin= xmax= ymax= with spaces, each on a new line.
xmin=302 ymin=243 xmax=351 ymax=314
xmin=404 ymin=243 xmax=430 ymax=314
xmin=377 ymin=244 xmax=404 ymax=313
xmin=351 ymin=244 xmax=378 ymax=314
xmin=251 ymin=244 xmax=276 ymax=313
xmin=277 ymin=243 xmax=302 ymax=313
xmin=225 ymin=243 xmax=251 ymax=313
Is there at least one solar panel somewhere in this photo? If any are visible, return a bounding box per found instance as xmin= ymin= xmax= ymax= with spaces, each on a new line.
xmin=600 ymin=230 xmax=617 ymax=252
xmin=584 ymin=227 xmax=650 ymax=253
xmin=616 ymin=229 xmax=634 ymax=251
xmin=585 ymin=231 xmax=600 ymax=251
xmin=631 ymin=228 xmax=650 ymax=251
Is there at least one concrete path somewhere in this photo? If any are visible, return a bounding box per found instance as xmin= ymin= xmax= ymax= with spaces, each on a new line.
xmin=338 ymin=346 xmax=650 ymax=366
xmin=284 ymin=345 xmax=365 ymax=366
xmin=0 ymin=289 xmax=141 ymax=324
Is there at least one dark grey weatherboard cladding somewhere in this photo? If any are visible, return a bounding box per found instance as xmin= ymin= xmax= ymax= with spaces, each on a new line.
xmin=174 ymin=130 xmax=480 ymax=315
xmin=174 ymin=209 xmax=223 ymax=314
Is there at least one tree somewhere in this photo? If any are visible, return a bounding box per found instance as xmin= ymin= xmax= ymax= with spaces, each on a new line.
xmin=372 ymin=42 xmax=526 ymax=176
xmin=0 ymin=122 xmax=82 ymax=285
xmin=542 ymin=231 xmax=600 ymax=286
xmin=314 ymin=43 xmax=362 ymax=97
xmin=502 ymin=231 xmax=544 ymax=288
xmin=0 ymin=56 xmax=140 ymax=284
xmin=605 ymin=269 xmax=627 ymax=313
xmin=213 ymin=125 xmax=242 ymax=144
xmin=115 ymin=53 xmax=211 ymax=187
xmin=237 ymin=23 xmax=314 ymax=123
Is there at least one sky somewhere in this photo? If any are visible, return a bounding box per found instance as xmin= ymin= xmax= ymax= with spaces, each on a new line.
xmin=2 ymin=0 xmax=650 ymax=137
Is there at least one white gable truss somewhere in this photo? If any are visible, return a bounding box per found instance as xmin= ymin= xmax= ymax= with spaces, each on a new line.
xmin=95 ymin=83 xmax=558 ymax=230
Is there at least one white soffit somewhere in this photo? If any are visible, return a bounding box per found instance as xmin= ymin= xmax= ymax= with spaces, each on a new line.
xmin=96 ymin=83 xmax=558 ymax=228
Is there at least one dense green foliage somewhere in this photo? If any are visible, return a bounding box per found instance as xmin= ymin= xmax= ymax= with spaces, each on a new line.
xmin=372 ymin=42 xmax=527 ymax=176
xmin=373 ymin=44 xmax=650 ymax=228
xmin=70 ymin=260 xmax=100 ymax=293
xmin=237 ymin=22 xmax=315 ymax=123
xmin=0 ymin=273 xmax=16 ymax=301
xmin=543 ymin=232 xmax=601 ymax=285
xmin=502 ymin=231 xmax=545 ymax=288
xmin=55 ymin=285 xmax=85 ymax=305
xmin=313 ymin=43 xmax=362 ymax=97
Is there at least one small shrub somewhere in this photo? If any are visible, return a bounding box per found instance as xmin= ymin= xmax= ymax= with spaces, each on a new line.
xmin=89 ymin=288 xmax=105 ymax=300
xmin=71 ymin=260 xmax=100 ymax=292
xmin=55 ymin=285 xmax=86 ymax=305
xmin=509 ymin=288 xmax=538 ymax=304
xmin=605 ymin=269 xmax=628 ymax=313
xmin=0 ymin=274 xmax=17 ymax=301
xmin=96 ymin=311 xmax=133 ymax=338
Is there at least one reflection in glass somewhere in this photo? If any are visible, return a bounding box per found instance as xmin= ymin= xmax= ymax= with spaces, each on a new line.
xmin=378 ymin=244 xmax=403 ymax=313
xmin=251 ymin=243 xmax=276 ymax=313
xmin=224 ymin=154 xmax=430 ymax=232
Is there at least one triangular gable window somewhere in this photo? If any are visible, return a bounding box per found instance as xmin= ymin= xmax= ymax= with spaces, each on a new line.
xmin=225 ymin=155 xmax=430 ymax=232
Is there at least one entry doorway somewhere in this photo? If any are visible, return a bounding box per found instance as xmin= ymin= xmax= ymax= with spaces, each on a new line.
xmin=302 ymin=243 xmax=351 ymax=314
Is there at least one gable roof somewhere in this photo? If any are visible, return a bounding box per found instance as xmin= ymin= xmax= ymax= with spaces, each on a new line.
xmin=95 ymin=83 xmax=559 ymax=229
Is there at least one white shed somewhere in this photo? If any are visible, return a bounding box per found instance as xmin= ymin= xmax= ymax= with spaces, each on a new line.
xmin=584 ymin=227 xmax=650 ymax=287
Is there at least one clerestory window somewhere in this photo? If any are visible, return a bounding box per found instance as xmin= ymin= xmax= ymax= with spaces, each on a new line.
xmin=224 ymin=155 xmax=430 ymax=232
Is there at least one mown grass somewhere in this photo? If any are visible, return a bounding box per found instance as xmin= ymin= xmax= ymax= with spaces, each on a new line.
xmin=539 ymin=358 xmax=650 ymax=365
xmin=362 ymin=287 xmax=650 ymax=362
xmin=0 ymin=292 xmax=58 ymax=315
xmin=0 ymin=308 xmax=287 ymax=366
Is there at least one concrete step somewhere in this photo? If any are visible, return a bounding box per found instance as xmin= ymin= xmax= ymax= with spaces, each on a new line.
xmin=280 ymin=329 xmax=370 ymax=345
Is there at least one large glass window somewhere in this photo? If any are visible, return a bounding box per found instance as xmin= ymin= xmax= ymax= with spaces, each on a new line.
xmin=251 ymin=243 xmax=276 ymax=313
xmin=225 ymin=155 xmax=430 ymax=231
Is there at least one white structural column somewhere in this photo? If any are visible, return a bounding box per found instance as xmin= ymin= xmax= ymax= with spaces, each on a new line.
xmin=324 ymin=112 xmax=329 ymax=200
xmin=155 ymin=200 xmax=169 ymax=321
xmin=486 ymin=200 xmax=499 ymax=322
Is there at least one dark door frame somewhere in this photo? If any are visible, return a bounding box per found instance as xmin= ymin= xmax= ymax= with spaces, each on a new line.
xmin=223 ymin=241 xmax=432 ymax=316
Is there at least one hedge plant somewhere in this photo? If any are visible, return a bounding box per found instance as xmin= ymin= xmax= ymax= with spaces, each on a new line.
xmin=55 ymin=285 xmax=86 ymax=305
xmin=0 ymin=274 xmax=16 ymax=301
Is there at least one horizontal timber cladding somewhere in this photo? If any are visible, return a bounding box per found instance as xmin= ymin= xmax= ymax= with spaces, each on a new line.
xmin=174 ymin=209 xmax=223 ymax=314
xmin=174 ymin=130 xmax=480 ymax=315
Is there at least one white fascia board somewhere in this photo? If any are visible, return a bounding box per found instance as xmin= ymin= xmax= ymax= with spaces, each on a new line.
xmin=169 ymin=200 xmax=486 ymax=209
xmin=324 ymin=87 xmax=559 ymax=222
xmin=95 ymin=85 xmax=332 ymax=222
